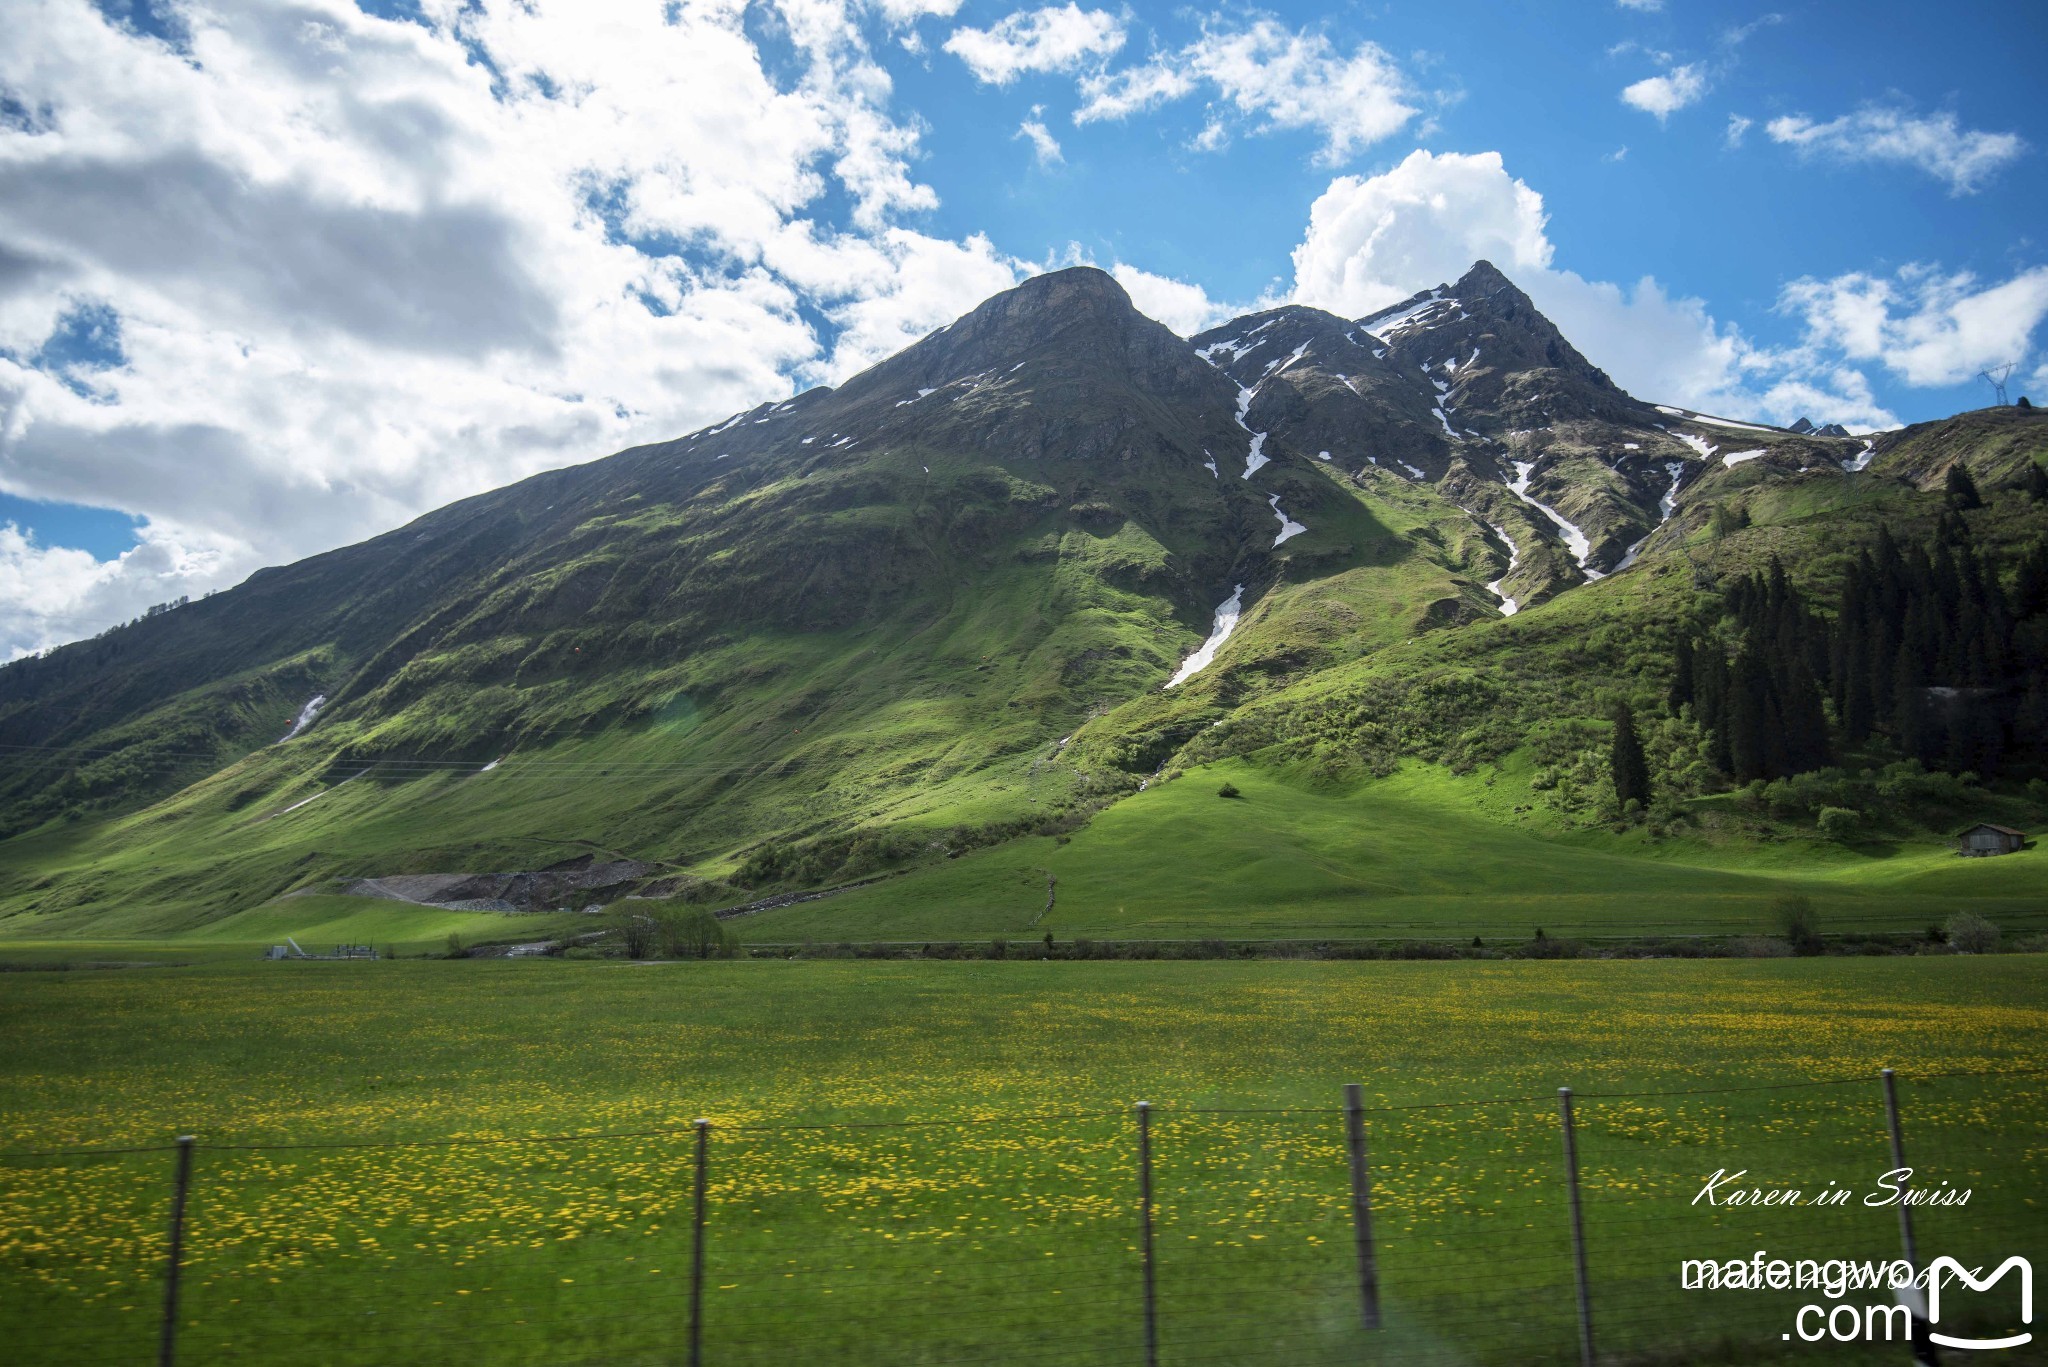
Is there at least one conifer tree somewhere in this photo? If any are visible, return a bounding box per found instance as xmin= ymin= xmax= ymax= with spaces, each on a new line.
xmin=1945 ymin=463 xmax=1983 ymax=510
xmin=1610 ymin=700 xmax=1651 ymax=810
xmin=1669 ymin=636 xmax=1695 ymax=713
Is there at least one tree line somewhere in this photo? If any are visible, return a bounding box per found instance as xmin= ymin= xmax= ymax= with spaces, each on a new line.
xmin=1660 ymin=499 xmax=2048 ymax=795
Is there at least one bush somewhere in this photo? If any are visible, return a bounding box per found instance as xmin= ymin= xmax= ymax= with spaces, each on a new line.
xmin=1816 ymin=806 xmax=1862 ymax=843
xmin=985 ymin=938 xmax=1008 ymax=960
xmin=443 ymin=933 xmax=471 ymax=960
xmin=1774 ymin=895 xmax=1823 ymax=955
xmin=659 ymin=905 xmax=740 ymax=959
xmin=610 ymin=908 xmax=656 ymax=959
xmin=1945 ymin=912 xmax=2001 ymax=955
xmin=1217 ymin=782 xmax=1242 ymax=799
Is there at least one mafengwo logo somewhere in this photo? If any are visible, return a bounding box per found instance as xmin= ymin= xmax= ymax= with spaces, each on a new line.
xmin=1925 ymin=1256 xmax=2033 ymax=1352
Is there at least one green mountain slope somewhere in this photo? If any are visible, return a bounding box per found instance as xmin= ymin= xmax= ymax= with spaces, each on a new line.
xmin=2 ymin=263 xmax=2044 ymax=942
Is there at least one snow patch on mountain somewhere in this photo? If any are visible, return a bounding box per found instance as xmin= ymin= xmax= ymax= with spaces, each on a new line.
xmin=1268 ymin=495 xmax=1307 ymax=546
xmin=1165 ymin=584 xmax=1246 ymax=689
xmin=1507 ymin=461 xmax=1604 ymax=581
xmin=1242 ymin=432 xmax=1270 ymax=478
xmin=1614 ymin=461 xmax=1695 ymax=575
xmin=1843 ymin=440 xmax=1876 ymax=472
xmin=1722 ymin=449 xmax=1767 ymax=467
xmin=1658 ymin=461 xmax=1688 ymax=521
xmin=1483 ymin=521 xmax=1521 ymax=615
xmin=1657 ymin=405 xmax=1776 ymax=434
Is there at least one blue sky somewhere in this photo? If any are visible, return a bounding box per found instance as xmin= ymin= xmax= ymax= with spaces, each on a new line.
xmin=1 ymin=0 xmax=2043 ymax=655
xmin=909 ymin=1 xmax=2047 ymax=306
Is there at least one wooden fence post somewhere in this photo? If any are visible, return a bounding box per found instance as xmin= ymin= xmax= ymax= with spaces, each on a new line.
xmin=157 ymin=1135 xmax=195 ymax=1367
xmin=1343 ymin=1083 xmax=1382 ymax=1329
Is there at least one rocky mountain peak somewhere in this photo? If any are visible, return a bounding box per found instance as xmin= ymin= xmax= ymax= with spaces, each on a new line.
xmin=1452 ymin=258 xmax=1519 ymax=302
xmin=832 ymin=266 xmax=1215 ymax=412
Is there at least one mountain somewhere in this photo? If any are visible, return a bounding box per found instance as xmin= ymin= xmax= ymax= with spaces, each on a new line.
xmin=1 ymin=262 xmax=2044 ymax=935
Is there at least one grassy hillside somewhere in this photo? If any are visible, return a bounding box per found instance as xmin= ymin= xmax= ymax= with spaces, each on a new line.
xmin=1 ymin=264 xmax=2042 ymax=945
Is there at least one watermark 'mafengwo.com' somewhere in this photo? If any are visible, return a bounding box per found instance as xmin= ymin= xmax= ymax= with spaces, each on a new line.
xmin=1682 ymin=1252 xmax=2033 ymax=1349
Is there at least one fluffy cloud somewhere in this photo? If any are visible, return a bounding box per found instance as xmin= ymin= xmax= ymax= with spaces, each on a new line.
xmin=1287 ymin=149 xmax=1900 ymax=429
xmin=1016 ymin=110 xmax=1064 ymax=164
xmin=942 ymin=4 xmax=1124 ymax=85
xmin=1616 ymin=0 xmax=1664 ymax=10
xmin=0 ymin=0 xmax=1020 ymax=656
xmin=1620 ymin=63 xmax=1708 ymax=122
xmin=798 ymin=229 xmax=1025 ymax=383
xmin=1077 ymin=17 xmax=1416 ymax=164
xmin=1781 ymin=265 xmax=2048 ymax=388
xmin=0 ymin=517 xmax=242 ymax=661
xmin=1765 ymin=107 xmax=2027 ymax=195
xmin=1290 ymin=151 xmax=1552 ymax=317
xmin=1108 ymin=264 xmax=1232 ymax=336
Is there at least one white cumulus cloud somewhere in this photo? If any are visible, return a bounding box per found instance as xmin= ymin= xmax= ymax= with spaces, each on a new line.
xmin=1077 ymin=17 xmax=1417 ymax=165
xmin=1109 ymin=264 xmax=1232 ymax=336
xmin=0 ymin=0 xmax=1033 ymax=656
xmin=1016 ymin=110 xmax=1064 ymax=164
xmin=942 ymin=4 xmax=1124 ymax=85
xmin=1621 ymin=63 xmax=1708 ymax=122
xmin=1781 ymin=265 xmax=2048 ymax=388
xmin=1287 ymin=148 xmax=1901 ymax=429
xmin=1290 ymin=150 xmax=1552 ymax=317
xmin=1766 ymin=106 xmax=2027 ymax=195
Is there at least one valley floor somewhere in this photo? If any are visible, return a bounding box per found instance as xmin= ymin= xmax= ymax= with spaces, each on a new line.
xmin=3 ymin=957 xmax=2042 ymax=1366
xmin=735 ymin=761 xmax=2048 ymax=944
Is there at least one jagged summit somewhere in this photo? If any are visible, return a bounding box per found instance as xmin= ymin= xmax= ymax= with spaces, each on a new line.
xmin=1358 ymin=260 xmax=1636 ymax=429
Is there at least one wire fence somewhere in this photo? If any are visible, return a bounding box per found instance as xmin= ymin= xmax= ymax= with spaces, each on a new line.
xmin=4 ymin=1067 xmax=2044 ymax=1366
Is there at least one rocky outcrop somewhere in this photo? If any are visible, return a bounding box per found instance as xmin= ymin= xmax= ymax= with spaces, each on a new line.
xmin=344 ymin=854 xmax=660 ymax=912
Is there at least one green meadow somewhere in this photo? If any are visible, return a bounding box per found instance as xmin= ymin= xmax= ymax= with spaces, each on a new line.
xmin=4 ymin=956 xmax=2043 ymax=1366
xmin=737 ymin=761 xmax=2048 ymax=944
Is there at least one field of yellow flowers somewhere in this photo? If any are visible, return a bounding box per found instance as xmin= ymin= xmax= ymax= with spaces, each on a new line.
xmin=3 ymin=956 xmax=2043 ymax=1365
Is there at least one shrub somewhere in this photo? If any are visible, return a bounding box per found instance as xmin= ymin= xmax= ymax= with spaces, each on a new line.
xmin=663 ymin=906 xmax=739 ymax=959
xmin=1945 ymin=912 xmax=2001 ymax=955
xmin=443 ymin=933 xmax=471 ymax=960
xmin=985 ymin=938 xmax=1008 ymax=960
xmin=1816 ymin=806 xmax=1862 ymax=843
xmin=610 ymin=908 xmax=655 ymax=959
xmin=1774 ymin=895 xmax=1823 ymax=955
xmin=1217 ymin=782 xmax=1242 ymax=799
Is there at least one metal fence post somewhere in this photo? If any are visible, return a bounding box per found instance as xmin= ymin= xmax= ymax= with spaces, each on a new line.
xmin=690 ymin=1118 xmax=710 ymax=1367
xmin=1136 ymin=1101 xmax=1158 ymax=1367
xmin=1343 ymin=1083 xmax=1382 ymax=1329
xmin=1880 ymin=1070 xmax=1918 ymax=1270
xmin=1881 ymin=1070 xmax=1938 ymax=1365
xmin=1558 ymin=1089 xmax=1594 ymax=1367
xmin=158 ymin=1135 xmax=195 ymax=1367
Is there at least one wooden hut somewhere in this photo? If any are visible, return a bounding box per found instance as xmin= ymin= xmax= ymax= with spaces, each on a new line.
xmin=1955 ymin=823 xmax=2026 ymax=857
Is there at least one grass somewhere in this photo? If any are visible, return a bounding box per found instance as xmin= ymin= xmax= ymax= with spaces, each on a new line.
xmin=737 ymin=760 xmax=2048 ymax=944
xmin=2 ymin=956 xmax=2043 ymax=1366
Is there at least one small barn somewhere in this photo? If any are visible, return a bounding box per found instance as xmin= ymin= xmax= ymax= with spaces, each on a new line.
xmin=1955 ymin=823 xmax=2026 ymax=857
